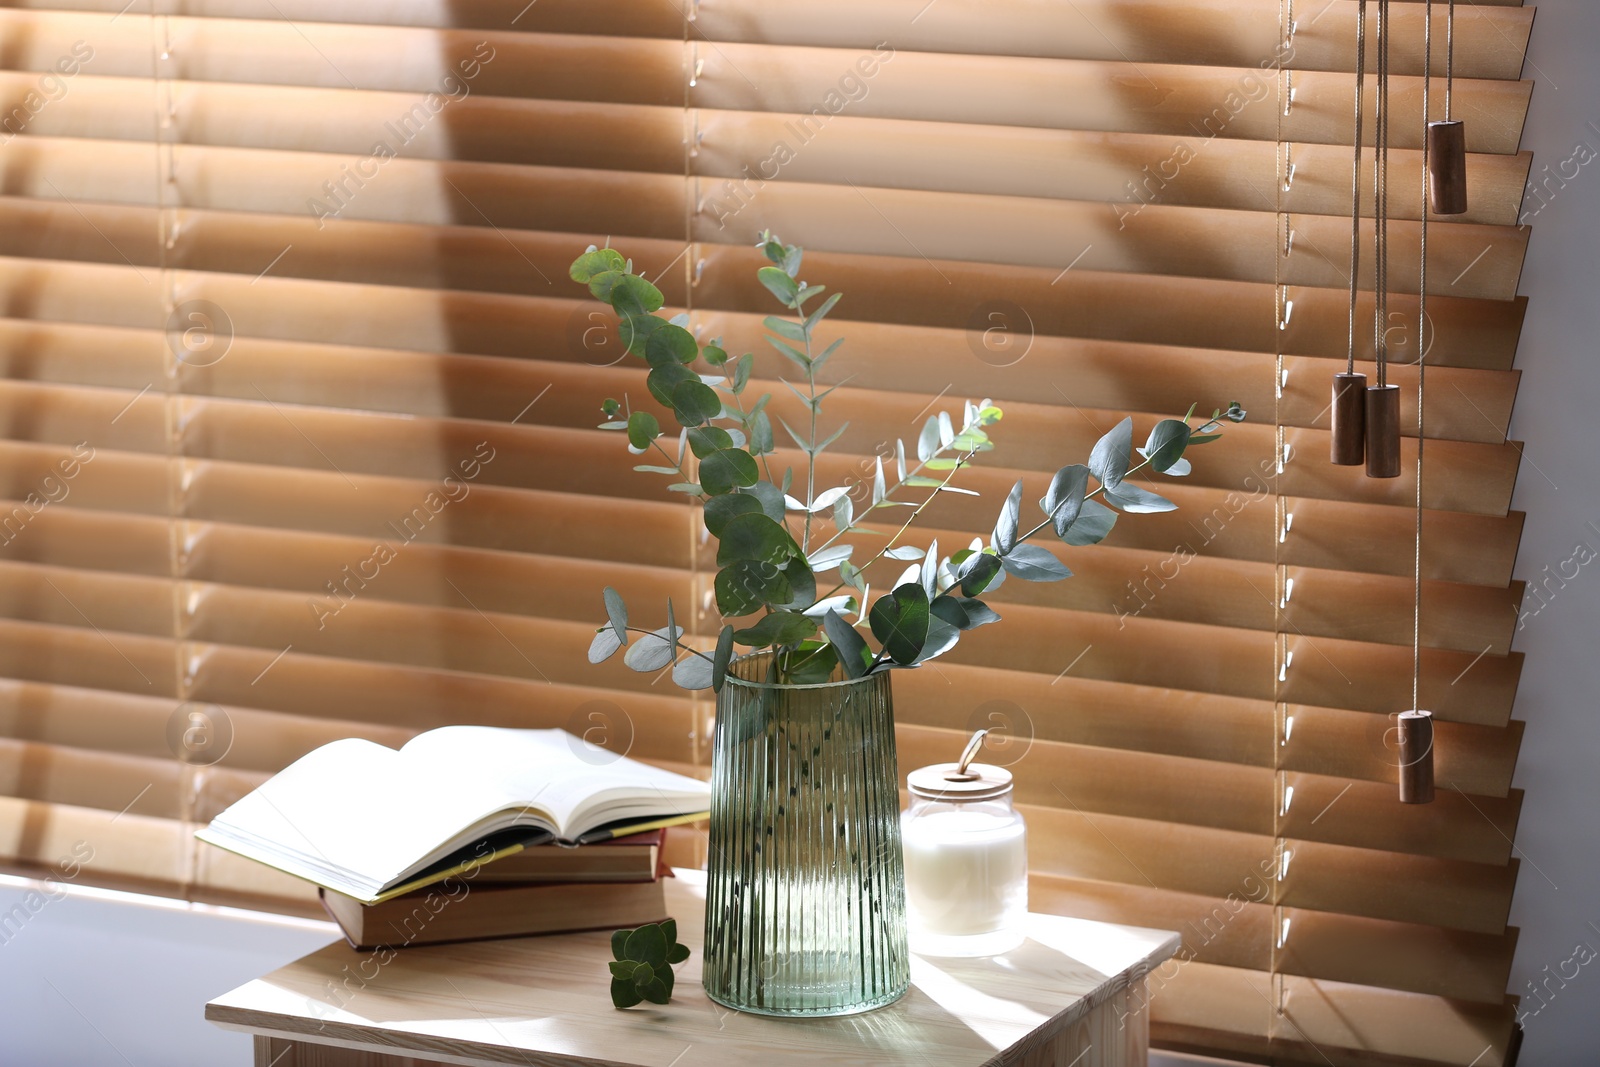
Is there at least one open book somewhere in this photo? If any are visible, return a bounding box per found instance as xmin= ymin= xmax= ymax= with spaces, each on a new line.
xmin=196 ymin=727 xmax=709 ymax=903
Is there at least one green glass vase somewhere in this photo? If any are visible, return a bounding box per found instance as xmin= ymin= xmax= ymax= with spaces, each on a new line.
xmin=701 ymin=655 xmax=909 ymax=1016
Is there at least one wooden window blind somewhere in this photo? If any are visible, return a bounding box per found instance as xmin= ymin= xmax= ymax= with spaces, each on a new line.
xmin=0 ymin=1 xmax=1534 ymax=1063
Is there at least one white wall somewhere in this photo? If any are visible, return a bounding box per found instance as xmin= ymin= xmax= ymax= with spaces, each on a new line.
xmin=1501 ymin=1 xmax=1600 ymax=1062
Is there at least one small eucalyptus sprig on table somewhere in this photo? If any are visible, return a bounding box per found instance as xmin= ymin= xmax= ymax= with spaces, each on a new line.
xmin=609 ymin=920 xmax=692 ymax=1008
xmin=575 ymin=233 xmax=1241 ymax=691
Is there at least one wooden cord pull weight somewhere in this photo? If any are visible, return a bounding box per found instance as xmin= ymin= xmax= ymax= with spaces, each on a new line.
xmin=1429 ymin=0 xmax=1467 ymax=216
xmin=1331 ymin=373 xmax=1367 ymax=465
xmin=1332 ymin=0 xmax=1369 ymax=466
xmin=1397 ymin=709 xmax=1435 ymax=804
xmin=1427 ymin=120 xmax=1468 ymax=215
xmin=1365 ymin=383 xmax=1401 ymax=478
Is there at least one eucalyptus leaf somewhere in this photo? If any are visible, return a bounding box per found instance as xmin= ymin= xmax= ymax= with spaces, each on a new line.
xmin=644 ymin=323 xmax=697 ymax=367
xmin=1088 ymin=416 xmax=1134 ymax=489
xmin=1001 ymin=543 xmax=1073 ymax=582
xmin=610 ymin=977 xmax=644 ymax=1008
xmin=704 ymin=492 xmax=763 ymax=537
xmin=1058 ymin=498 xmax=1118 ymax=546
xmin=569 ymin=248 xmax=626 ymax=282
xmin=587 ymin=626 xmax=622 ymax=664
xmin=807 ymin=544 xmax=853 ymax=570
xmin=813 ymin=423 xmax=848 ymax=456
xmin=766 ymin=335 xmax=811 ymax=370
xmin=813 ymin=337 xmax=845 ymax=371
xmin=717 ymin=512 xmax=798 ymax=566
xmin=608 ymin=271 xmax=665 ymax=313
xmin=883 ymin=545 xmax=925 ymax=561
xmin=993 ymin=479 xmax=1024 ymax=555
xmin=1102 ymin=481 xmax=1177 ymax=514
xmin=699 ymin=448 xmax=760 ymax=496
xmin=758 ymin=266 xmax=800 ymax=307
xmin=929 ymin=595 xmax=969 ymax=631
xmin=823 ymin=609 xmax=871 ymax=678
xmin=715 ymin=560 xmax=789 ymax=616
xmin=603 ymin=587 xmax=628 ymax=643
xmin=617 ymin=309 xmax=664 ymax=357
xmin=955 ymin=597 xmax=1002 ymax=628
xmin=626 ymin=411 xmax=660 ymax=450
xmin=711 ymin=624 xmax=735 ymax=692
xmin=777 ymin=556 xmax=817 ymax=611
xmin=918 ymin=614 xmax=962 ymax=663
xmin=734 ymin=610 xmax=818 ymax=648
xmin=636 ymin=974 xmax=670 ymax=1005
xmin=958 ymin=550 xmax=1004 ymax=596
xmin=784 ymin=644 xmax=839 ymax=684
xmin=869 ymin=584 xmax=931 ymax=666
xmin=1041 ymin=464 xmax=1090 ymax=536
xmin=919 ymin=538 xmax=940 ymax=598
xmin=764 ymin=315 xmax=807 ymax=343
xmin=805 ymin=292 xmax=842 ymax=328
xmin=671 ymin=379 xmax=723 ymax=426
xmin=802 ymin=594 xmax=856 ymax=619
xmin=806 ymin=486 xmax=851 ymax=513
xmin=731 ymin=352 xmax=755 ymax=394
xmin=1143 ymin=418 xmax=1191 ymax=473
xmin=749 ymin=411 xmax=775 ymax=455
xmin=778 ymin=416 xmax=811 ymax=453
xmin=741 ymin=480 xmax=787 ymax=522
xmin=624 ymin=923 xmax=668 ymax=967
xmin=611 ymin=929 xmax=632 ymax=959
xmin=622 ymin=624 xmax=682 ymax=672
xmin=917 ymin=416 xmax=941 ymax=462
xmin=687 ymin=426 xmax=735 ymax=459
xmin=646 ymin=363 xmax=697 ymax=408
xmin=832 ymin=491 xmax=853 ymax=532
xmin=672 ymin=654 xmax=714 ymax=690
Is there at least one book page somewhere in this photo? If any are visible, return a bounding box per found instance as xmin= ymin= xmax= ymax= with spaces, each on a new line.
xmin=207 ymin=737 xmax=527 ymax=886
xmin=402 ymin=727 xmax=709 ymax=838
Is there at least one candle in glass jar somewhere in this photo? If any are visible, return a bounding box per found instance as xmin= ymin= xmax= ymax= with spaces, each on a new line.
xmin=902 ymin=752 xmax=1028 ymax=957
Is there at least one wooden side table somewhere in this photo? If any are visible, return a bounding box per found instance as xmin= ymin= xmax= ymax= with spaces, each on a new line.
xmin=208 ymin=870 xmax=1179 ymax=1067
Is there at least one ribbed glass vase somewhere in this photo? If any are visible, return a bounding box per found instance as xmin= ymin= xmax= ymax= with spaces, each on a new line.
xmin=701 ymin=654 xmax=909 ymax=1016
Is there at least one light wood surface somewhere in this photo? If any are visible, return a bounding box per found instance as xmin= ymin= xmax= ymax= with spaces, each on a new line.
xmin=208 ymin=869 xmax=1179 ymax=1067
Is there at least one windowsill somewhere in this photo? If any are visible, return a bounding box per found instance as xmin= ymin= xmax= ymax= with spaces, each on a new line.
xmin=0 ymin=873 xmax=336 ymax=1066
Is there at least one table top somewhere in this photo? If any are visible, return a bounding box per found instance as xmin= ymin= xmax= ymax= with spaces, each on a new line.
xmin=207 ymin=870 xmax=1180 ymax=1067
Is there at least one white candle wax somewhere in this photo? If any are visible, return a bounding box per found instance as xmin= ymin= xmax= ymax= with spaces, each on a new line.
xmin=902 ymin=806 xmax=1027 ymax=954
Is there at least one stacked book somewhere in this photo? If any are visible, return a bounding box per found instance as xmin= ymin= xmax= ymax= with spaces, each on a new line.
xmin=196 ymin=726 xmax=710 ymax=950
xmin=320 ymin=828 xmax=674 ymax=950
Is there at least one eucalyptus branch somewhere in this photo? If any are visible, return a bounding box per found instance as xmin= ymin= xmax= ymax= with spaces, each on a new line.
xmin=813 ymin=448 xmax=979 ymax=604
xmin=648 ymin=438 xmax=704 ymax=500
xmin=802 ymin=318 xmax=818 ymax=556
xmin=620 ymin=625 xmax=715 ymax=663
xmin=722 ymin=386 xmax=792 ymax=540
xmin=571 ymin=237 xmax=1231 ymax=692
xmin=1017 ymin=453 xmax=1157 ymax=543
xmin=809 ymin=433 xmax=969 ymax=558
xmin=725 ymin=389 xmax=777 ymax=489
